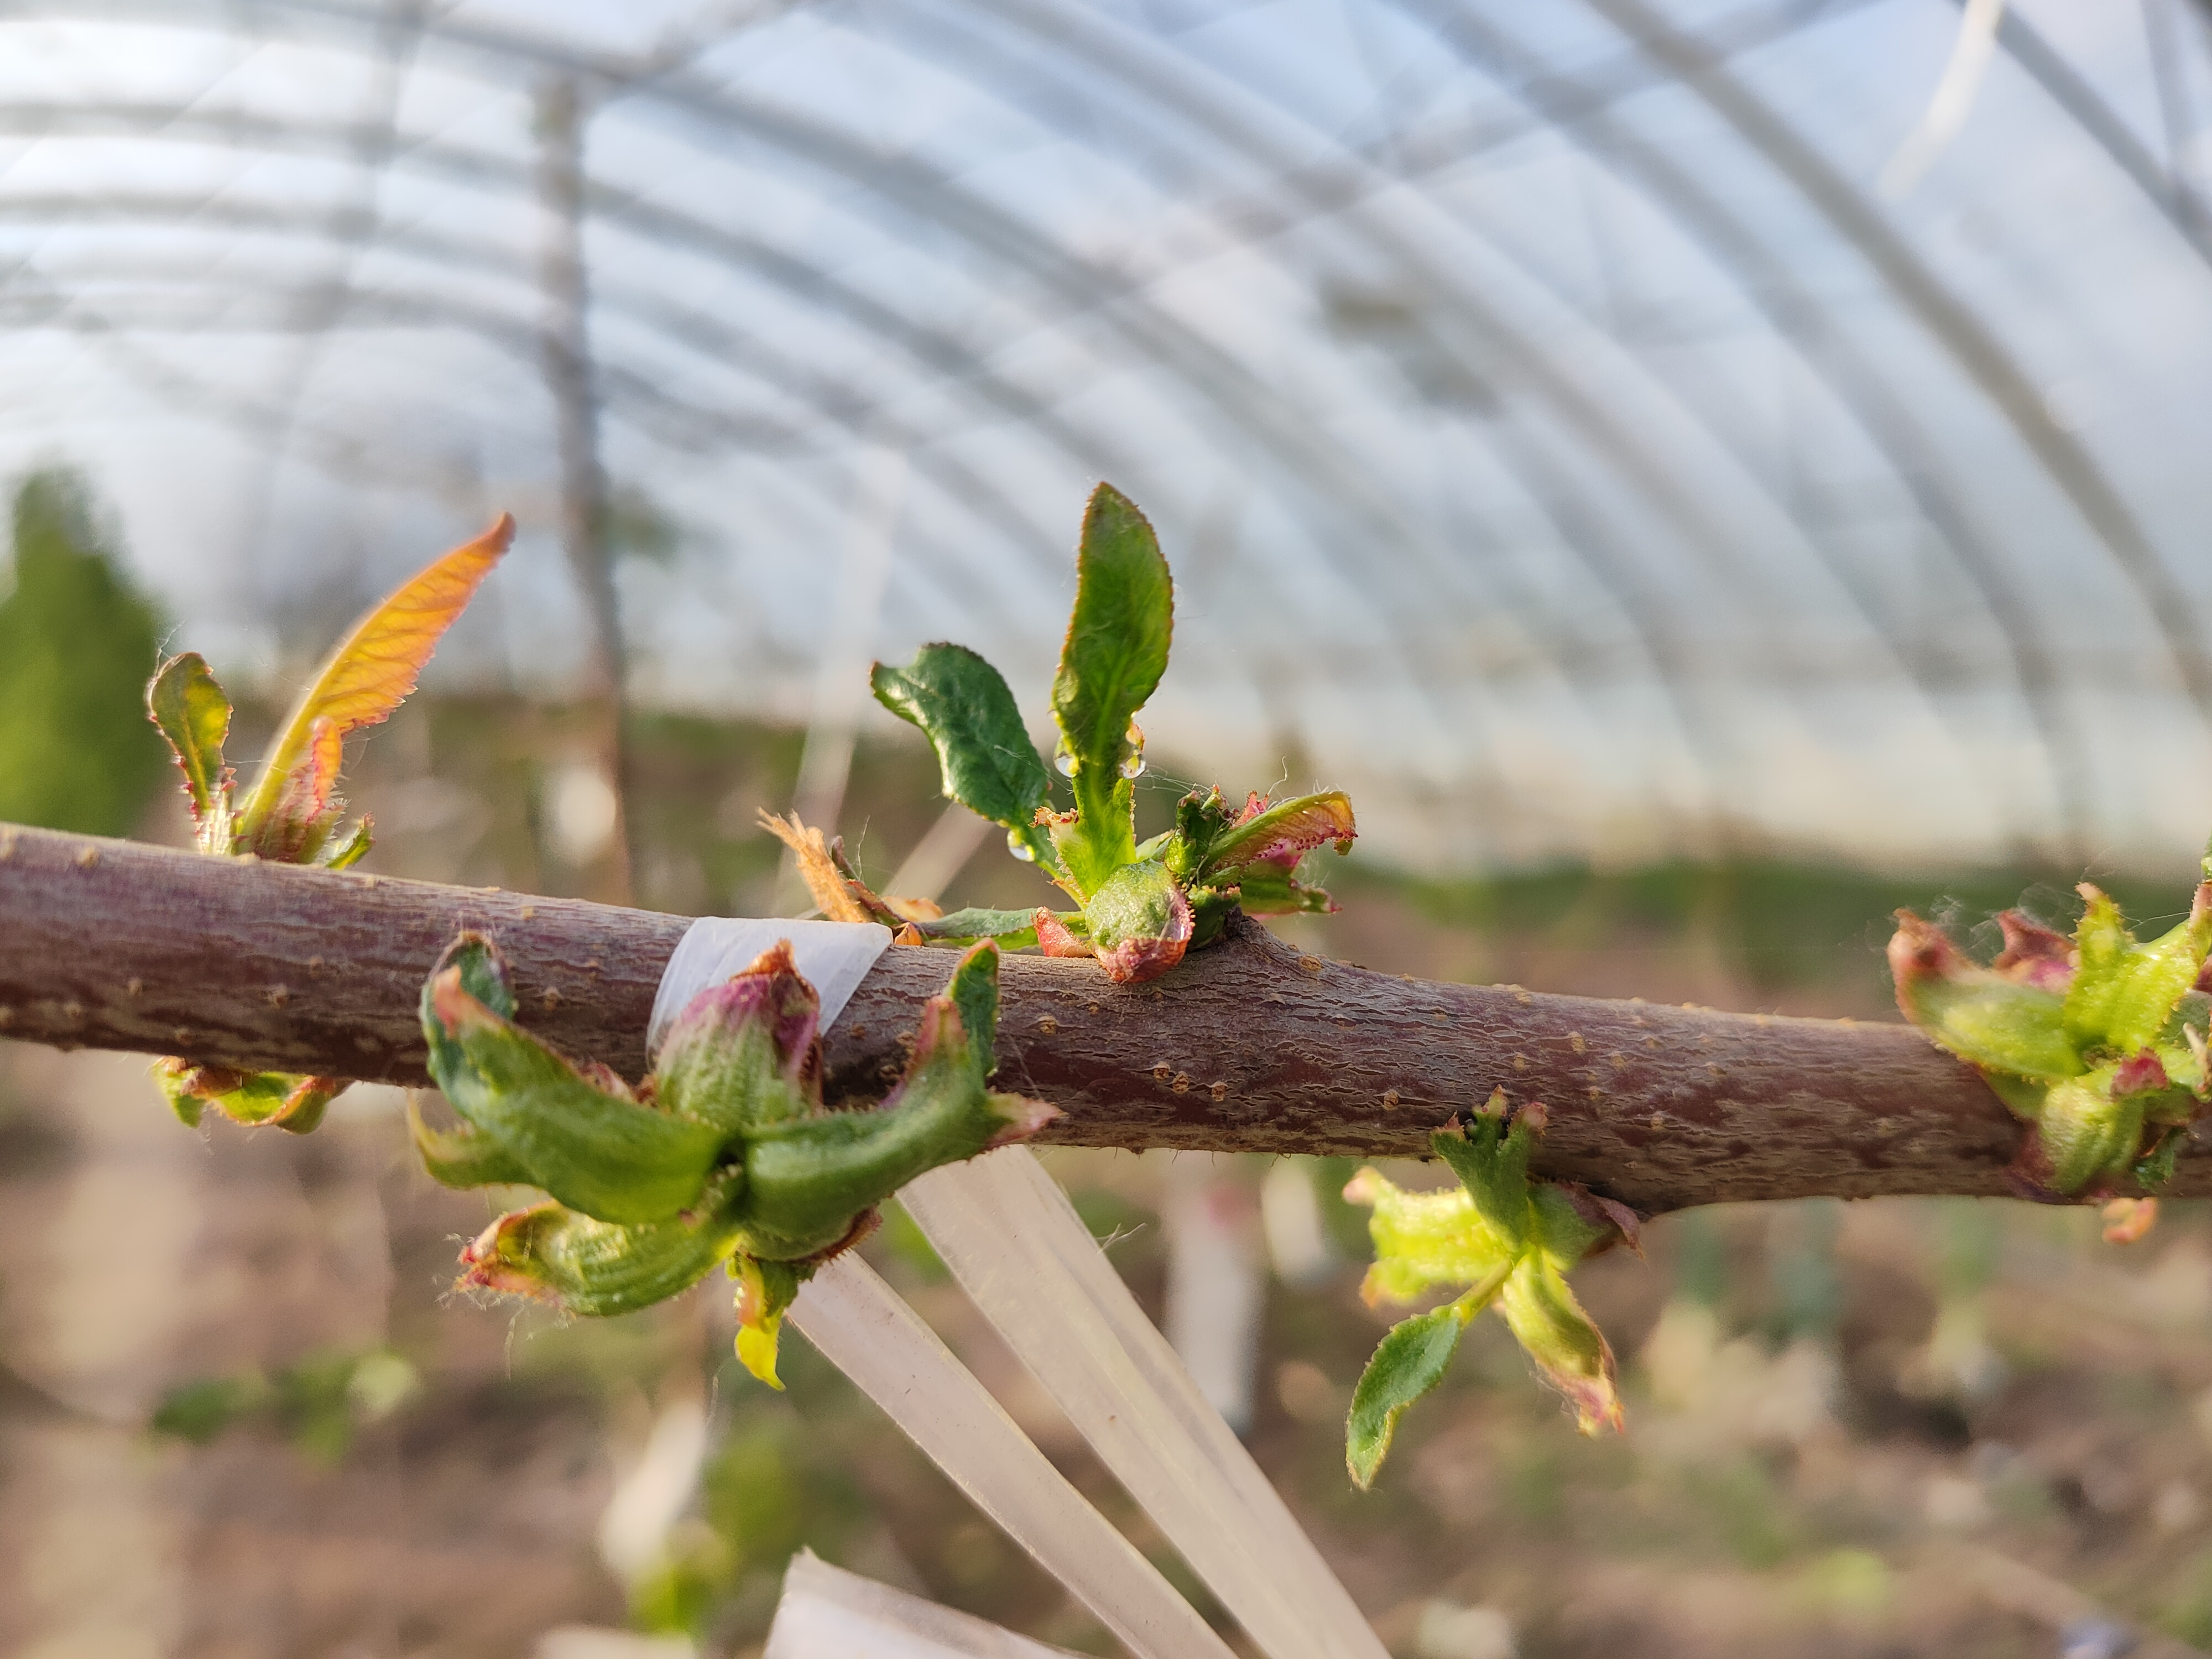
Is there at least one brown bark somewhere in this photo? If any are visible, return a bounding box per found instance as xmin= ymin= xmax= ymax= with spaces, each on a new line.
xmin=0 ymin=821 xmax=2105 ymax=1212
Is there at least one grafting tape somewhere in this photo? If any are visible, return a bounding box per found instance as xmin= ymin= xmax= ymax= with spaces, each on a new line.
xmin=647 ymin=916 xmax=891 ymax=1055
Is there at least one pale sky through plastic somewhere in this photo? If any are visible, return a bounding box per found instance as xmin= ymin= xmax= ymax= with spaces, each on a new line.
xmin=2 ymin=0 xmax=2210 ymax=874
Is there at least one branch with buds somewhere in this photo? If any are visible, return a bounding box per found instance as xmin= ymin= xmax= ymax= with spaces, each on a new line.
xmin=11 ymin=483 xmax=2212 ymax=1488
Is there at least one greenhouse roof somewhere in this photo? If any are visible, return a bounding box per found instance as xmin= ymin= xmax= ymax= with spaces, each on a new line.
xmin=3 ymin=0 xmax=2210 ymax=872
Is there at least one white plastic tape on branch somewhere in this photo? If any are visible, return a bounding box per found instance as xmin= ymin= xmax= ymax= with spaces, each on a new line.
xmin=653 ymin=919 xmax=1381 ymax=1659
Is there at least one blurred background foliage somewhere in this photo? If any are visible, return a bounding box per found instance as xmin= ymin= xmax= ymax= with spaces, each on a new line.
xmin=0 ymin=468 xmax=166 ymax=835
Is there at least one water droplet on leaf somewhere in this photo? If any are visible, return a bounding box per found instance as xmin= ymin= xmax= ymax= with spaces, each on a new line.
xmin=1053 ymin=739 xmax=1077 ymax=778
xmin=1007 ymin=829 xmax=1037 ymax=863
xmin=1119 ymin=723 xmax=1146 ymax=780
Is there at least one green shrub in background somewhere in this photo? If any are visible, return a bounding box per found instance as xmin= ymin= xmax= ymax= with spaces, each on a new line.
xmin=0 ymin=468 xmax=165 ymax=834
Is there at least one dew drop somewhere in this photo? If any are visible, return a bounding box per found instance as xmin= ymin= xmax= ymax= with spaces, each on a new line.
xmin=1007 ymin=828 xmax=1037 ymax=863
xmin=1119 ymin=722 xmax=1146 ymax=780
xmin=1052 ymin=737 xmax=1078 ymax=778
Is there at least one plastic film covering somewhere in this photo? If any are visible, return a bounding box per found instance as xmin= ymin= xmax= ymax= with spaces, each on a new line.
xmin=5 ymin=2 xmax=2212 ymax=869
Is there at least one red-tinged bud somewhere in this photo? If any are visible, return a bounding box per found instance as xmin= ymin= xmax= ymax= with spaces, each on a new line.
xmin=1558 ymin=1184 xmax=1642 ymax=1256
xmin=2102 ymin=1196 xmax=2159 ymax=1244
xmin=1342 ymin=1168 xmax=1384 ymax=1206
xmin=982 ymin=1092 xmax=1063 ymax=1150
xmin=1517 ymin=1099 xmax=1551 ymax=1135
xmin=655 ymin=942 xmax=823 ymax=1128
xmin=1034 ymin=909 xmax=1092 ymax=958
xmin=1888 ymin=911 xmax=1969 ymax=1014
xmin=2114 ymin=1050 xmax=2170 ymax=1098
xmin=1094 ymin=924 xmax=1191 ymax=985
xmin=1994 ymin=910 xmax=2075 ymax=992
xmin=457 ymin=1204 xmax=564 ymax=1303
xmin=1086 ymin=864 xmax=1194 ymax=985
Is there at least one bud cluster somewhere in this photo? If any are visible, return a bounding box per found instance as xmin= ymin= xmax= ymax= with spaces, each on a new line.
xmin=1342 ymin=1088 xmax=1637 ymax=1488
xmin=1890 ymin=867 xmax=2212 ymax=1216
xmin=415 ymin=933 xmax=1056 ymax=1385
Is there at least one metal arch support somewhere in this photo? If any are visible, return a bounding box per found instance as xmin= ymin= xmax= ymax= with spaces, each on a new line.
xmin=0 ymin=265 xmax=1065 ymax=647
xmin=1395 ymin=0 xmax=2089 ymax=848
xmin=1970 ymin=0 xmax=2212 ymax=272
xmin=1583 ymin=0 xmax=2212 ymax=740
xmin=897 ymin=0 xmax=1981 ymax=807
xmin=0 ymin=176 xmax=1428 ymax=674
xmin=4 ymin=1 xmax=1698 ymax=798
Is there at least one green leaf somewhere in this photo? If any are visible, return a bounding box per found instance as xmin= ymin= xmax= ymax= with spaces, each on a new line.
xmin=1050 ymin=484 xmax=1171 ymax=894
xmin=2096 ymin=901 xmax=2211 ymax=1056
xmin=943 ymin=940 xmax=1000 ymax=1066
xmin=315 ymin=815 xmax=374 ymax=870
xmin=1891 ymin=915 xmax=2080 ymax=1080
xmin=146 ymin=652 xmax=236 ymax=851
xmin=1431 ymin=1103 xmax=1538 ymax=1246
xmin=151 ymin=1060 xmax=340 ymax=1131
xmin=740 ymin=957 xmax=1055 ymax=1258
xmin=461 ymin=1181 xmax=748 ymax=1318
xmin=1496 ymin=1254 xmax=1623 ymax=1436
xmin=421 ymin=948 xmax=726 ymax=1225
xmin=908 ymin=906 xmax=1043 ymax=946
xmin=2034 ymin=1074 xmax=2146 ymax=1194
xmin=408 ymin=1095 xmax=535 ymax=1189
xmin=1347 ymin=1305 xmax=1469 ymax=1489
xmin=1223 ymin=862 xmax=1337 ymax=917
xmin=871 ymin=644 xmax=1056 ymax=867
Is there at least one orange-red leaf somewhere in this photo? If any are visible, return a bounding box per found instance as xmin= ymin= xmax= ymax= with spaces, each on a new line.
xmin=238 ymin=514 xmax=513 ymax=837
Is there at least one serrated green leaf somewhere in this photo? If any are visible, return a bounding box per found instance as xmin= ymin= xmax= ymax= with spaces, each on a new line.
xmin=1199 ymin=790 xmax=1355 ymax=879
xmin=315 ymin=816 xmax=374 ymax=870
xmin=2064 ymin=887 xmax=2132 ymax=1049
xmin=2035 ymin=1074 xmax=2146 ymax=1194
xmin=908 ymin=906 xmax=1041 ymax=947
xmin=422 ymin=952 xmax=726 ymax=1225
xmin=2101 ymin=908 xmax=2211 ymax=1055
xmin=147 ymin=652 xmax=235 ymax=848
xmin=1350 ymin=1171 xmax=1516 ymax=1308
xmin=1050 ymin=484 xmax=1170 ymax=895
xmin=408 ymin=1095 xmax=535 ymax=1188
xmin=1496 ymin=1255 xmax=1623 ymax=1435
xmin=1897 ymin=959 xmax=2080 ymax=1081
xmin=871 ymin=644 xmax=1055 ymax=866
xmin=1432 ymin=1104 xmax=1538 ymax=1245
xmin=1347 ymin=1304 xmax=1468 ymax=1489
xmin=461 ymin=1181 xmax=748 ymax=1318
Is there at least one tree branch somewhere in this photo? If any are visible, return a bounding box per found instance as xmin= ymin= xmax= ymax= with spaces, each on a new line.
xmin=0 ymin=821 xmax=2121 ymax=1212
